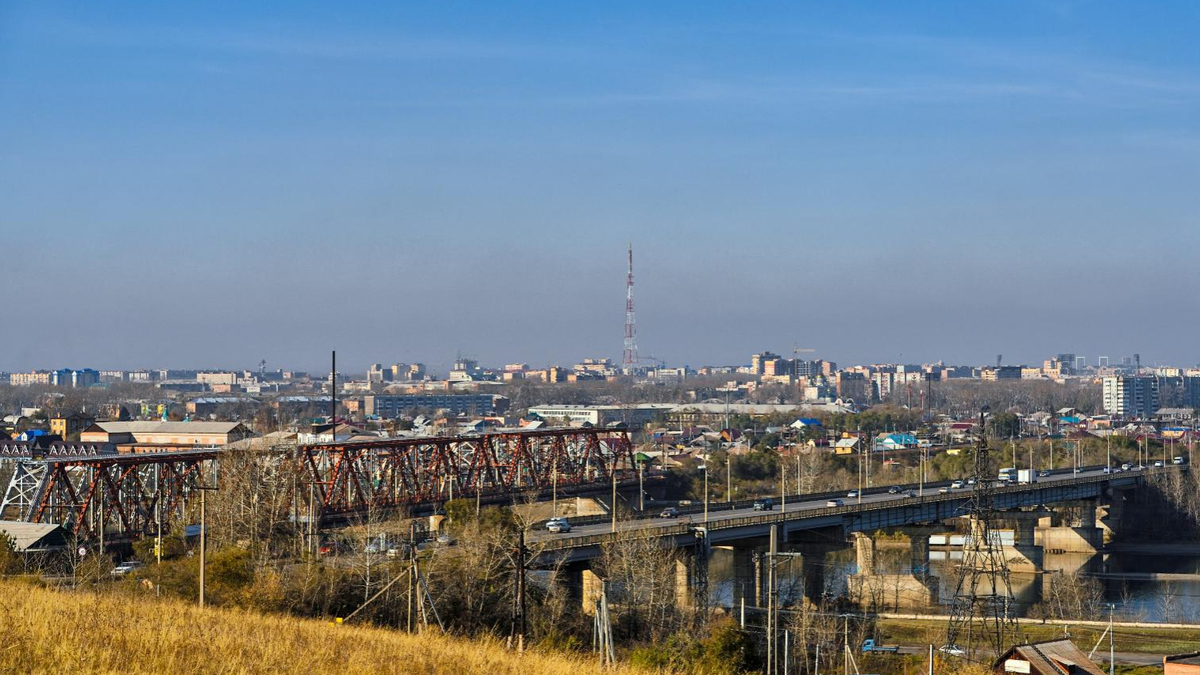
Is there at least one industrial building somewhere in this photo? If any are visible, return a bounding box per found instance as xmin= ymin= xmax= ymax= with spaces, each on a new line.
xmin=80 ymin=421 xmax=252 ymax=446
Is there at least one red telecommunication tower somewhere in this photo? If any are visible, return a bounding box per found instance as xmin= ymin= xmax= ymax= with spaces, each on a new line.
xmin=622 ymin=244 xmax=638 ymax=373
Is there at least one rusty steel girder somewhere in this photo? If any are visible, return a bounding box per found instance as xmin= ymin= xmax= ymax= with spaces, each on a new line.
xmin=30 ymin=450 xmax=216 ymax=541
xmin=300 ymin=428 xmax=634 ymax=517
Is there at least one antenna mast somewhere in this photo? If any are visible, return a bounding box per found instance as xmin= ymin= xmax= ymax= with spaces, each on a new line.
xmin=622 ymin=243 xmax=638 ymax=374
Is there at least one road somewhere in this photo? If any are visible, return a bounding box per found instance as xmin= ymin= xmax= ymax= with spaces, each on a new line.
xmin=529 ymin=464 xmax=1167 ymax=545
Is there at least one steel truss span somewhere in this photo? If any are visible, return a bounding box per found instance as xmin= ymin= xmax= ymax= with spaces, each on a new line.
xmin=28 ymin=450 xmax=217 ymax=541
xmin=302 ymin=428 xmax=634 ymax=517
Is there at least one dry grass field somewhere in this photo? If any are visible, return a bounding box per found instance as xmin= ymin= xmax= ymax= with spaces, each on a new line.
xmin=0 ymin=580 xmax=638 ymax=675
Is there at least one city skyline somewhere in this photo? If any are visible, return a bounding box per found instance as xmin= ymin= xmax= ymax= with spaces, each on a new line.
xmin=4 ymin=2 xmax=1200 ymax=370
xmin=0 ymin=347 xmax=1186 ymax=377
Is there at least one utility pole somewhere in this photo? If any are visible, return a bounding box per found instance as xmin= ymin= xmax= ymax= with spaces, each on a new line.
xmin=199 ymin=487 xmax=207 ymax=608
xmin=638 ymin=459 xmax=644 ymax=512
xmin=308 ymin=482 xmax=316 ymax=556
xmin=1108 ymin=604 xmax=1114 ymax=675
xmin=611 ymin=464 xmax=618 ymax=534
xmin=843 ymin=615 xmax=850 ymax=675
xmin=98 ymin=479 xmax=105 ymax=560
xmin=514 ymin=528 xmax=527 ymax=651
xmin=767 ymin=525 xmax=777 ymax=675
xmin=703 ymin=464 xmax=709 ymax=524
xmin=857 ymin=439 xmax=863 ymax=504
xmin=780 ymin=457 xmax=786 ymax=513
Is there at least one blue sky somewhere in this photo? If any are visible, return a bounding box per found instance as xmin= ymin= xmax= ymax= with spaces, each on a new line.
xmin=3 ymin=2 xmax=1199 ymax=372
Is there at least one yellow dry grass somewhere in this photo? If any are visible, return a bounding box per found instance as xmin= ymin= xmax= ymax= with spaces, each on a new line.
xmin=0 ymin=580 xmax=639 ymax=675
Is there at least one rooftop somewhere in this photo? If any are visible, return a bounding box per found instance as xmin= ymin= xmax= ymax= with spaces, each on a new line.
xmin=94 ymin=421 xmax=246 ymax=434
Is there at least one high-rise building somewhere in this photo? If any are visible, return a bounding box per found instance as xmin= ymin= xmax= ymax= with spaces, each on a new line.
xmin=751 ymin=351 xmax=780 ymax=376
xmin=367 ymin=363 xmax=390 ymax=384
xmin=50 ymin=368 xmax=100 ymax=387
xmin=1103 ymin=375 xmax=1158 ymax=418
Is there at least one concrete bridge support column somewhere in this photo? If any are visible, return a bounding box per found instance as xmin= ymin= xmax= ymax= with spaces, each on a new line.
xmin=800 ymin=551 xmax=828 ymax=604
xmin=675 ymin=557 xmax=693 ymax=610
xmin=730 ymin=547 xmax=758 ymax=609
xmin=853 ymin=532 xmax=876 ymax=575
xmin=1007 ymin=512 xmax=1044 ymax=573
xmin=672 ymin=545 xmax=710 ymax=611
xmin=1098 ymin=493 xmax=1125 ymax=542
xmin=581 ymin=567 xmax=604 ymax=615
xmin=1078 ymin=499 xmax=1097 ymax=529
xmin=907 ymin=526 xmax=938 ymax=576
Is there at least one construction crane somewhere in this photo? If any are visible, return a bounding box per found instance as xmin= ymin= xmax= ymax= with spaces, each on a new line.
xmin=792 ymin=344 xmax=816 ymax=357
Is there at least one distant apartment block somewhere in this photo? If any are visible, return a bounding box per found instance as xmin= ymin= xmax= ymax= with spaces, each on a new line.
xmin=9 ymin=371 xmax=52 ymax=386
xmin=367 ymin=363 xmax=388 ymax=384
xmin=980 ymin=366 xmax=1022 ymax=381
xmin=363 ymin=393 xmax=508 ymax=418
xmin=196 ymin=372 xmax=239 ymax=387
xmin=750 ymin=351 xmax=781 ymax=376
xmin=1103 ymin=375 xmax=1158 ymax=418
xmin=49 ymin=368 xmax=99 ymax=387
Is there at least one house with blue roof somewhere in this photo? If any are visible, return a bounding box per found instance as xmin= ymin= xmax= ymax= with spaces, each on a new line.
xmin=879 ymin=433 xmax=918 ymax=450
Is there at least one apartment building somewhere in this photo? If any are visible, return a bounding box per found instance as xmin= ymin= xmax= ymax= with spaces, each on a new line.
xmin=1103 ymin=375 xmax=1158 ymax=418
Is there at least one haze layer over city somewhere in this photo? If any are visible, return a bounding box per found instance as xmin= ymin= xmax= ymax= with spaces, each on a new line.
xmin=4 ymin=3 xmax=1200 ymax=675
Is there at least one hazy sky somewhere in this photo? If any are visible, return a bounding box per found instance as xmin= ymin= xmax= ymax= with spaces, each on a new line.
xmin=3 ymin=2 xmax=1199 ymax=373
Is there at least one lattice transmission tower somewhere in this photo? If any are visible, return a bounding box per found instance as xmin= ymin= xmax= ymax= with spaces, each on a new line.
xmin=945 ymin=408 xmax=1016 ymax=660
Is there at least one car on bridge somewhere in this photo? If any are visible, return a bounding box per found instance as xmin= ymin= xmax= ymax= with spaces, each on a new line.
xmin=826 ymin=499 xmax=844 ymax=507
xmin=660 ymin=507 xmax=679 ymax=518
xmin=753 ymin=498 xmax=774 ymax=511
xmin=546 ymin=517 xmax=572 ymax=534
xmin=1154 ymin=460 xmax=1165 ymax=468
xmin=888 ymin=485 xmax=902 ymax=494
xmin=950 ymin=480 xmax=964 ymax=489
xmin=847 ymin=490 xmax=859 ymax=498
xmin=1121 ymin=463 xmax=1132 ymax=470
xmin=1038 ymin=470 xmax=1051 ymax=477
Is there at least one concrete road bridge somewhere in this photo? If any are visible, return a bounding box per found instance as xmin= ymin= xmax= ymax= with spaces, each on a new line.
xmin=529 ymin=464 xmax=1188 ymax=613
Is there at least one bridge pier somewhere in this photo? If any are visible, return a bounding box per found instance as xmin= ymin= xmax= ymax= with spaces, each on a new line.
xmin=730 ymin=546 xmax=758 ymax=609
xmin=853 ymin=532 xmax=875 ymax=575
xmin=673 ymin=540 xmax=710 ymax=611
xmin=581 ymin=566 xmax=604 ymax=615
xmin=907 ymin=526 xmax=939 ymax=577
xmin=848 ymin=530 xmax=938 ymax=610
xmin=1035 ymin=501 xmax=1102 ymax=554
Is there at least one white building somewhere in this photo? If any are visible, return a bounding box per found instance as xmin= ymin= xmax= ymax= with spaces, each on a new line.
xmin=1103 ymin=375 xmax=1158 ymax=418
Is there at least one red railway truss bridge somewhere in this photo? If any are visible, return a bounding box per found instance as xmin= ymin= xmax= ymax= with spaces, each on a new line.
xmin=2 ymin=428 xmax=636 ymax=542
